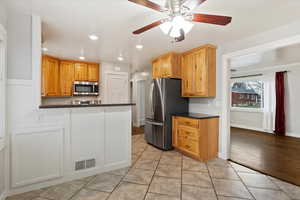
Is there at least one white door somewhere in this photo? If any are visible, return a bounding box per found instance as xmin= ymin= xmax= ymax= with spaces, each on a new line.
xmin=137 ymin=80 xmax=146 ymax=126
xmin=0 ymin=34 xmax=5 ymax=144
xmin=105 ymin=73 xmax=129 ymax=104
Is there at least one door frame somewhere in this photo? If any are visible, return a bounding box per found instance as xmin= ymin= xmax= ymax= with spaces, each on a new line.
xmin=220 ymin=34 xmax=300 ymax=159
xmin=135 ymin=79 xmax=146 ymax=127
xmin=0 ymin=22 xmax=8 ymax=199
xmin=103 ymin=71 xmax=129 ymax=104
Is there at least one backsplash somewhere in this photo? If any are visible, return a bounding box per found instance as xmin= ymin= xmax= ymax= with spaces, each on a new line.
xmin=42 ymin=96 xmax=101 ymax=105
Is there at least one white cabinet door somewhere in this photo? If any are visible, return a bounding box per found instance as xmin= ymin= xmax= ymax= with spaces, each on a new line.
xmin=71 ymin=108 xmax=105 ymax=171
xmin=104 ymin=107 xmax=131 ymax=167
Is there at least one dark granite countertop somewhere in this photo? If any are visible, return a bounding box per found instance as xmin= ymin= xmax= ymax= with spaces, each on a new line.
xmin=39 ymin=103 xmax=136 ymax=109
xmin=172 ymin=112 xmax=219 ymax=119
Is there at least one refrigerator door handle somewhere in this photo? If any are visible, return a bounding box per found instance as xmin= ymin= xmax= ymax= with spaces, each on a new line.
xmin=156 ymin=78 xmax=165 ymax=121
xmin=149 ymin=81 xmax=154 ymax=117
xmin=145 ymin=120 xmax=163 ymax=126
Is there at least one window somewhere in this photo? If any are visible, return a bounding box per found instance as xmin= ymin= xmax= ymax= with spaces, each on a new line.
xmin=231 ymin=80 xmax=264 ymax=109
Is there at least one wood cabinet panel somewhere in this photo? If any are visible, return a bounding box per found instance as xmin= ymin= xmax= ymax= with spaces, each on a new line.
xmin=60 ymin=61 xmax=74 ymax=96
xmin=88 ymin=63 xmax=100 ymax=82
xmin=152 ymin=52 xmax=181 ymax=79
xmin=181 ymin=44 xmax=216 ymax=97
xmin=74 ymin=63 xmax=88 ymax=81
xmin=42 ymin=55 xmax=60 ymax=97
xmin=172 ymin=116 xmax=219 ymax=162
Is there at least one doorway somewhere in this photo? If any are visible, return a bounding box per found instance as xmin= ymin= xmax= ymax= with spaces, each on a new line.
xmin=224 ymin=40 xmax=300 ymax=186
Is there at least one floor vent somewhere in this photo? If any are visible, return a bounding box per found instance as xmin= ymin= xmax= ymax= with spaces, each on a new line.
xmin=75 ymin=159 xmax=96 ymax=171
xmin=75 ymin=160 xmax=86 ymax=171
xmin=86 ymin=159 xmax=96 ymax=168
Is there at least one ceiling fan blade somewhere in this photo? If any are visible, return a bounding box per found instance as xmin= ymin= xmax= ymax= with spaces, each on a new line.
xmin=192 ymin=13 xmax=232 ymax=25
xmin=128 ymin=0 xmax=166 ymax=12
xmin=133 ymin=20 xmax=163 ymax=34
xmin=183 ymin=0 xmax=207 ymax=10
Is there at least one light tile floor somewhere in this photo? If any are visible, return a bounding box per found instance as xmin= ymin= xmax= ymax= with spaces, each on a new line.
xmin=6 ymin=134 xmax=300 ymax=200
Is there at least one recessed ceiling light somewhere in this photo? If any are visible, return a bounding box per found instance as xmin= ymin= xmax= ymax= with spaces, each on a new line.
xmin=42 ymin=47 xmax=48 ymax=52
xmin=117 ymin=56 xmax=124 ymax=61
xmin=136 ymin=44 xmax=143 ymax=50
xmin=89 ymin=34 xmax=99 ymax=41
xmin=79 ymin=56 xmax=85 ymax=60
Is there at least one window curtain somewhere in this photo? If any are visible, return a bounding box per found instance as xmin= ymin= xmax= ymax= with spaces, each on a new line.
xmin=262 ymin=73 xmax=276 ymax=132
xmin=274 ymin=72 xmax=286 ymax=136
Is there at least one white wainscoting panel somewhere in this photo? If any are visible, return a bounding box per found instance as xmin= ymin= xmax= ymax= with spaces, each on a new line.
xmin=104 ymin=106 xmax=131 ymax=167
xmin=11 ymin=127 xmax=64 ymax=188
xmin=71 ymin=108 xmax=105 ymax=172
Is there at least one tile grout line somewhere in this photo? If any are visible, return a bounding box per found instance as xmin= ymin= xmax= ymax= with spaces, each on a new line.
xmin=230 ymin=162 xmax=257 ymax=200
xmin=141 ymin=145 xmax=163 ymax=200
xmin=266 ymin=175 xmax=294 ymax=199
xmin=206 ymin=162 xmax=220 ymax=200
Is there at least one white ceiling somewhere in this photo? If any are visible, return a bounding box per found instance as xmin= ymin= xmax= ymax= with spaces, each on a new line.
xmin=4 ymin=0 xmax=300 ymax=71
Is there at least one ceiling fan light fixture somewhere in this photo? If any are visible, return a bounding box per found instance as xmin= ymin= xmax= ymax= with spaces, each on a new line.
xmin=169 ymin=27 xmax=181 ymax=38
xmin=159 ymin=21 xmax=172 ymax=35
xmin=172 ymin=16 xmax=194 ymax=35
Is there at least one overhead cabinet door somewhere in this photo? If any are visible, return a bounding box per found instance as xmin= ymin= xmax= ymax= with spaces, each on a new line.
xmin=88 ymin=63 xmax=99 ymax=82
xmin=42 ymin=56 xmax=60 ymax=97
xmin=74 ymin=63 xmax=88 ymax=81
xmin=60 ymin=61 xmax=74 ymax=96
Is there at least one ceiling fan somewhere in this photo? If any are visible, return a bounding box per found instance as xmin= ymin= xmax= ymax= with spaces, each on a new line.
xmin=129 ymin=0 xmax=232 ymax=42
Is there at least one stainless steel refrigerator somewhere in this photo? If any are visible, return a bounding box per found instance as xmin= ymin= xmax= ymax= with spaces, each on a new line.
xmin=145 ymin=78 xmax=188 ymax=150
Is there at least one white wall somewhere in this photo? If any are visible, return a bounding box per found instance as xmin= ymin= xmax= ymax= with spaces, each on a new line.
xmin=0 ymin=2 xmax=7 ymax=29
xmin=7 ymin=11 xmax=32 ymax=80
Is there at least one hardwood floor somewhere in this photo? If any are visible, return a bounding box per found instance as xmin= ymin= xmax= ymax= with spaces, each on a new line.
xmin=132 ymin=126 xmax=144 ymax=135
xmin=230 ymin=127 xmax=300 ymax=186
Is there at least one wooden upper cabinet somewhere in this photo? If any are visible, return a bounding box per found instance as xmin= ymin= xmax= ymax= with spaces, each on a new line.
xmin=60 ymin=61 xmax=74 ymax=96
xmin=42 ymin=55 xmax=60 ymax=97
xmin=74 ymin=63 xmax=88 ymax=81
xmin=88 ymin=63 xmax=100 ymax=82
xmin=181 ymin=45 xmax=216 ymax=97
xmin=152 ymin=52 xmax=181 ymax=79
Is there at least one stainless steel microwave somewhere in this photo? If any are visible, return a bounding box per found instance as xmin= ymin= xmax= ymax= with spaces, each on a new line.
xmin=73 ymin=81 xmax=99 ymax=96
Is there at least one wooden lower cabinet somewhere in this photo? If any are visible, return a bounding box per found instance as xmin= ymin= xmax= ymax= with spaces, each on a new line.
xmin=172 ymin=116 xmax=219 ymax=162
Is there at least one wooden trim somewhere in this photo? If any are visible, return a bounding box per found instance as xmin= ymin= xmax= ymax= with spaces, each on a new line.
xmin=182 ymin=44 xmax=217 ymax=56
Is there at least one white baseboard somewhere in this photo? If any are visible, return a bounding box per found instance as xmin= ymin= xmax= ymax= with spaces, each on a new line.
xmin=286 ymin=132 xmax=300 ymax=138
xmin=0 ymin=191 xmax=7 ymax=200
xmin=231 ymin=123 xmax=273 ymax=134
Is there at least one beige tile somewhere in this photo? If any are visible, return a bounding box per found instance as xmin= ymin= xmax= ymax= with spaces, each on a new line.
xmin=86 ymin=173 xmax=123 ymax=192
xmin=161 ymin=151 xmax=182 ymax=158
xmin=208 ymin=166 xmax=240 ymax=180
xmin=182 ymin=171 xmax=212 ymax=188
xmin=159 ymin=156 xmax=182 ymax=166
xmin=239 ymin=173 xmax=278 ymax=189
xmin=230 ymin=162 xmax=259 ymax=174
xmin=182 ymin=185 xmax=217 ymax=200
xmin=31 ymin=198 xmax=51 ymax=200
xmin=217 ymin=196 xmax=248 ymax=200
xmin=268 ymin=176 xmax=300 ymax=200
xmin=6 ymin=189 xmax=45 ymax=200
xmin=155 ymin=164 xmax=181 ymax=179
xmin=77 ymin=175 xmax=96 ymax=183
xmin=207 ymin=158 xmax=231 ymax=168
xmin=149 ymin=176 xmax=181 ymax=197
xmin=40 ymin=180 xmax=85 ymax=200
xmin=212 ymin=179 xmax=253 ymax=199
xmin=70 ymin=189 xmax=110 ymax=200
xmin=145 ymin=193 xmax=180 ymax=200
xmin=108 ymin=182 xmax=148 ymax=200
xmin=248 ymin=187 xmax=290 ymax=200
xmin=124 ymin=168 xmax=154 ymax=185
xmin=140 ymin=151 xmax=162 ymax=161
xmin=146 ymin=145 xmax=163 ymax=153
xmin=183 ymin=156 xmax=208 ymax=172
xmin=134 ymin=159 xmax=159 ymax=170
xmin=108 ymin=167 xmax=130 ymax=176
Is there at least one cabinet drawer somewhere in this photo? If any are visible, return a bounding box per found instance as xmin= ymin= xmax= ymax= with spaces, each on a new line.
xmin=177 ymin=117 xmax=199 ymax=128
xmin=178 ymin=126 xmax=199 ymax=140
xmin=178 ymin=137 xmax=199 ymax=156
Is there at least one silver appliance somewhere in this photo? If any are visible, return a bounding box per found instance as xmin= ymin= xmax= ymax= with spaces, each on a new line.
xmin=73 ymin=81 xmax=99 ymax=96
xmin=145 ymin=78 xmax=188 ymax=150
